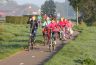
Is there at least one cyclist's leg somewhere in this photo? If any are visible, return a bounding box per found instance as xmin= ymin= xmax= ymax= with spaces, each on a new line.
xmin=59 ymin=30 xmax=62 ymax=40
xmin=28 ymin=34 xmax=33 ymax=50
xmin=47 ymin=30 xmax=51 ymax=44
xmin=33 ymin=28 xmax=38 ymax=41
xmin=34 ymin=28 xmax=37 ymax=36
xmin=52 ymin=31 xmax=54 ymax=39
xmin=31 ymin=29 xmax=35 ymax=42
xmin=66 ymin=27 xmax=71 ymax=39
xmin=52 ymin=31 xmax=57 ymax=44
xmin=52 ymin=31 xmax=56 ymax=51
xmin=62 ymin=27 xmax=67 ymax=40
xmin=53 ymin=31 xmax=57 ymax=40
xmin=68 ymin=27 xmax=73 ymax=38
xmin=42 ymin=27 xmax=45 ymax=40
xmin=58 ymin=31 xmax=60 ymax=39
xmin=43 ymin=31 xmax=45 ymax=40
xmin=44 ymin=31 xmax=48 ymax=45
xmin=57 ymin=31 xmax=60 ymax=39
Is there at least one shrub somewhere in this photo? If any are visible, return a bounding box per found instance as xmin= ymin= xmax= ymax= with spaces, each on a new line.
xmin=6 ymin=16 xmax=29 ymax=24
xmin=73 ymin=21 xmax=87 ymax=31
xmin=79 ymin=21 xmax=87 ymax=27
xmin=92 ymin=21 xmax=96 ymax=26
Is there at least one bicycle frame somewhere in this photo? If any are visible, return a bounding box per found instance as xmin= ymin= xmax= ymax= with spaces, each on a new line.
xmin=49 ymin=29 xmax=56 ymax=52
xmin=28 ymin=27 xmax=35 ymax=51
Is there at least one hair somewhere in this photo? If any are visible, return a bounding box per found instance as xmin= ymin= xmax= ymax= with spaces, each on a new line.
xmin=60 ymin=17 xmax=64 ymax=21
xmin=50 ymin=17 xmax=56 ymax=21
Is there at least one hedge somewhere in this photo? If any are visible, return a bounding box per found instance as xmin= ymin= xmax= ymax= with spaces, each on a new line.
xmin=6 ymin=16 xmax=29 ymax=24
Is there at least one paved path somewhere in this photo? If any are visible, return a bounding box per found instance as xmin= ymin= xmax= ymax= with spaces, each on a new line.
xmin=0 ymin=31 xmax=79 ymax=65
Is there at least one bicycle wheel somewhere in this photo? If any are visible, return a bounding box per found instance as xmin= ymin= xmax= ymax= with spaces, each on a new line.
xmin=49 ymin=39 xmax=53 ymax=52
xmin=31 ymin=36 xmax=35 ymax=49
xmin=49 ymin=39 xmax=56 ymax=52
xmin=28 ymin=35 xmax=35 ymax=51
xmin=60 ymin=31 xmax=64 ymax=40
xmin=52 ymin=40 xmax=56 ymax=50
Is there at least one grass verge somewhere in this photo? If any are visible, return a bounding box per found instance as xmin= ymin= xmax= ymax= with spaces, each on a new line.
xmin=44 ymin=26 xmax=96 ymax=65
xmin=0 ymin=23 xmax=43 ymax=60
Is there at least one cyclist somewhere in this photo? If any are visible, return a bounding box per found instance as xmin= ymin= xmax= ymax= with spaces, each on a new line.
xmin=53 ymin=18 xmax=60 ymax=40
xmin=42 ymin=17 xmax=51 ymax=45
xmin=30 ymin=16 xmax=38 ymax=41
xmin=58 ymin=17 xmax=67 ymax=40
xmin=42 ymin=17 xmax=50 ymax=35
xmin=47 ymin=18 xmax=57 ymax=44
xmin=66 ymin=20 xmax=74 ymax=37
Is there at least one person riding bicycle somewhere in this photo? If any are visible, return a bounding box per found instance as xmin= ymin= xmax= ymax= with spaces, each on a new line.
xmin=65 ymin=20 xmax=74 ymax=36
xmin=42 ymin=17 xmax=51 ymax=45
xmin=30 ymin=16 xmax=38 ymax=41
xmin=58 ymin=17 xmax=67 ymax=40
xmin=27 ymin=16 xmax=38 ymax=50
xmin=52 ymin=18 xmax=60 ymax=39
xmin=42 ymin=17 xmax=51 ymax=35
xmin=47 ymin=18 xmax=57 ymax=44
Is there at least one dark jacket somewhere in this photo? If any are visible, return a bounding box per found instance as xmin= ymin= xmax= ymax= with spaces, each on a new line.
xmin=30 ymin=20 xmax=38 ymax=29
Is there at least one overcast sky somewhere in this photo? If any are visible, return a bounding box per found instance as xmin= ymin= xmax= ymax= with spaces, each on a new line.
xmin=14 ymin=0 xmax=67 ymax=6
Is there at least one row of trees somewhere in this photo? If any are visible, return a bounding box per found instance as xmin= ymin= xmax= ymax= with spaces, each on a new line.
xmin=1 ymin=0 xmax=96 ymax=25
xmin=68 ymin=0 xmax=96 ymax=25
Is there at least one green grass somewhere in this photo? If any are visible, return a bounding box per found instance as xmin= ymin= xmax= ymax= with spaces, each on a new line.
xmin=0 ymin=23 xmax=43 ymax=59
xmin=44 ymin=26 xmax=96 ymax=65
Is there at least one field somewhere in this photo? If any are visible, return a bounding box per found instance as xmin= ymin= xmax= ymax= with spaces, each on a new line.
xmin=1 ymin=22 xmax=96 ymax=65
xmin=0 ymin=23 xmax=43 ymax=59
xmin=44 ymin=26 xmax=96 ymax=65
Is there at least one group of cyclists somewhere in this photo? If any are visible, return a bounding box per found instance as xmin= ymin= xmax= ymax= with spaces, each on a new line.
xmin=28 ymin=14 xmax=74 ymax=51
xmin=42 ymin=16 xmax=73 ymax=44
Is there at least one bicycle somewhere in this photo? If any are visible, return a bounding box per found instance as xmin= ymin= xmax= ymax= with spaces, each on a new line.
xmin=59 ymin=27 xmax=66 ymax=41
xmin=28 ymin=29 xmax=35 ymax=51
xmin=49 ymin=29 xmax=56 ymax=52
xmin=42 ymin=27 xmax=49 ymax=45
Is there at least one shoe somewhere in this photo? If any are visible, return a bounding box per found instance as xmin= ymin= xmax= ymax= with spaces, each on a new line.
xmin=54 ymin=41 xmax=56 ymax=44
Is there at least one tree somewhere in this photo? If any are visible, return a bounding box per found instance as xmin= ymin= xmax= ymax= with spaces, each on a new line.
xmin=68 ymin=0 xmax=96 ymax=25
xmin=41 ymin=0 xmax=56 ymax=17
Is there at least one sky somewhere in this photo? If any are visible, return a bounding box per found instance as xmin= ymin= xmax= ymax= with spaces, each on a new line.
xmin=14 ymin=0 xmax=66 ymax=6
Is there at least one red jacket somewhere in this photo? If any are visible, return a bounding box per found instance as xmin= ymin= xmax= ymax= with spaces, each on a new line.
xmin=48 ymin=22 xmax=56 ymax=29
xmin=66 ymin=21 xmax=73 ymax=28
xmin=48 ymin=21 xmax=59 ymax=32
xmin=58 ymin=19 xmax=66 ymax=28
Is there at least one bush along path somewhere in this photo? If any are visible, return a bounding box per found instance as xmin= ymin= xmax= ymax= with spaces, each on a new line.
xmin=0 ymin=31 xmax=79 ymax=65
